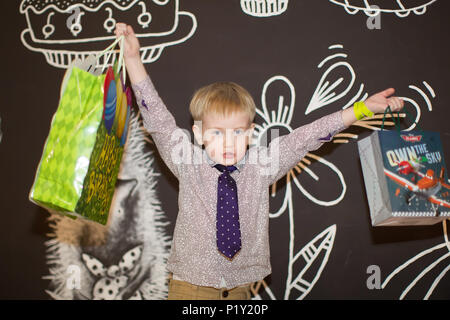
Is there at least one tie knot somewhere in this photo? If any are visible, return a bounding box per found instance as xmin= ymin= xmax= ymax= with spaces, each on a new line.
xmin=214 ymin=164 xmax=237 ymax=174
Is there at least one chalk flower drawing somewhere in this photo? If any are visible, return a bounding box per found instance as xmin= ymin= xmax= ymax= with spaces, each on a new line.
xmin=250 ymin=74 xmax=343 ymax=300
xmin=328 ymin=0 xmax=438 ymax=17
xmin=20 ymin=0 xmax=197 ymax=68
xmin=255 ymin=75 xmax=347 ymax=209
xmin=240 ymin=0 xmax=289 ymax=17
xmin=250 ymin=44 xmax=443 ymax=299
xmin=44 ymin=110 xmax=171 ymax=300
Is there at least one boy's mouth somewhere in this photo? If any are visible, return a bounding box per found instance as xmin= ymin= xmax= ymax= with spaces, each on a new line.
xmin=222 ymin=152 xmax=235 ymax=159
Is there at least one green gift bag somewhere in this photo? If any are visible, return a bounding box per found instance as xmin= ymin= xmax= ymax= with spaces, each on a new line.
xmin=30 ymin=36 xmax=131 ymax=225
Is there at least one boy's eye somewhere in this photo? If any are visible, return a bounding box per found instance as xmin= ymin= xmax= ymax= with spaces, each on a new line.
xmin=234 ymin=129 xmax=244 ymax=135
xmin=212 ymin=130 xmax=222 ymax=136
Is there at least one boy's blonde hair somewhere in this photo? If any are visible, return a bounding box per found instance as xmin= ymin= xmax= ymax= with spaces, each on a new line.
xmin=189 ymin=82 xmax=256 ymax=124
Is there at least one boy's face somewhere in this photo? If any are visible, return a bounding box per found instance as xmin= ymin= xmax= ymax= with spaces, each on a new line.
xmin=193 ymin=110 xmax=255 ymax=166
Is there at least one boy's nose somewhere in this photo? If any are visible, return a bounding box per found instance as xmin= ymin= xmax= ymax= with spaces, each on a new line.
xmin=224 ymin=131 xmax=235 ymax=148
xmin=223 ymin=138 xmax=233 ymax=149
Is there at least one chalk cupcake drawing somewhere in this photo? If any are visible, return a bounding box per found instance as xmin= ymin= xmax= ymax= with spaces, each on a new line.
xmin=328 ymin=0 xmax=438 ymax=18
xmin=20 ymin=0 xmax=197 ymax=68
xmin=240 ymin=0 xmax=289 ymax=17
xmin=44 ymin=110 xmax=171 ymax=300
xmin=249 ymin=44 xmax=442 ymax=299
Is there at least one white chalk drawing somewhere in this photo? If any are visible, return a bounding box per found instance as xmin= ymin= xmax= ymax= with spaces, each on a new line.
xmin=346 ymin=81 xmax=435 ymax=133
xmin=81 ymin=245 xmax=145 ymax=299
xmin=308 ymin=44 xmax=436 ymax=140
xmin=254 ymin=75 xmax=347 ymax=209
xmin=20 ymin=0 xmax=197 ymax=68
xmin=240 ymin=0 xmax=289 ymax=17
xmin=285 ymin=222 xmax=336 ymax=300
xmin=306 ymin=44 xmax=368 ymax=116
xmin=328 ymin=0 xmax=438 ymax=17
xmin=44 ymin=110 xmax=171 ymax=300
xmin=382 ymin=220 xmax=450 ymax=299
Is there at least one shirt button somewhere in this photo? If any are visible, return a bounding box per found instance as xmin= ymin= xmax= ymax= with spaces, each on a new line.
xmin=222 ymin=290 xmax=229 ymax=298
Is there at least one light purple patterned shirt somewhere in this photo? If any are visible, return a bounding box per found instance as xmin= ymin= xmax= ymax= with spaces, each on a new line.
xmin=131 ymin=75 xmax=348 ymax=289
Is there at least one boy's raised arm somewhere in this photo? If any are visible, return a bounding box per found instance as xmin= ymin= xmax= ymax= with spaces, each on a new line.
xmin=116 ymin=23 xmax=193 ymax=180
xmin=264 ymin=109 xmax=348 ymax=185
xmin=126 ymin=56 xmax=149 ymax=85
xmin=264 ymin=89 xmax=404 ymax=185
xmin=129 ymin=60 xmax=194 ymax=180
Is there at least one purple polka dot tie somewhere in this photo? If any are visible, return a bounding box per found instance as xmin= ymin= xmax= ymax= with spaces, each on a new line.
xmin=214 ymin=164 xmax=241 ymax=260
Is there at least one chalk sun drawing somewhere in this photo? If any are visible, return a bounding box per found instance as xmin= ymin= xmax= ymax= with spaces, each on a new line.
xmin=43 ymin=110 xmax=171 ymax=300
xmin=328 ymin=0 xmax=438 ymax=18
xmin=20 ymin=0 xmax=197 ymax=68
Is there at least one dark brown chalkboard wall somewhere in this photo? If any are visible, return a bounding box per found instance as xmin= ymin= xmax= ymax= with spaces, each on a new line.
xmin=1 ymin=0 xmax=449 ymax=299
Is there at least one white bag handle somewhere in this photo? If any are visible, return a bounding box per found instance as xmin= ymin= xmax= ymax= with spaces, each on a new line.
xmin=95 ymin=35 xmax=126 ymax=84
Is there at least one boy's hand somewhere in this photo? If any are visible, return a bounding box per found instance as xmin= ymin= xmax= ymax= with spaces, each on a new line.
xmin=114 ymin=23 xmax=148 ymax=84
xmin=364 ymin=88 xmax=404 ymax=114
xmin=114 ymin=23 xmax=141 ymax=61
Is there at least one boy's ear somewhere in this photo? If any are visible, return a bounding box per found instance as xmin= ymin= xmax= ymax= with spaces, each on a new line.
xmin=248 ymin=123 xmax=256 ymax=135
xmin=248 ymin=123 xmax=256 ymax=143
xmin=192 ymin=124 xmax=203 ymax=145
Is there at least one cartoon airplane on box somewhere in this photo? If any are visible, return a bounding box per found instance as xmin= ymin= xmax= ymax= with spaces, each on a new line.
xmin=384 ymin=159 xmax=450 ymax=210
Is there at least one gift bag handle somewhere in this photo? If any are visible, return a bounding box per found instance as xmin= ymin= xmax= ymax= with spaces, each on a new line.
xmin=381 ymin=106 xmax=401 ymax=133
xmin=95 ymin=35 xmax=126 ymax=84
xmin=381 ymin=105 xmax=424 ymax=135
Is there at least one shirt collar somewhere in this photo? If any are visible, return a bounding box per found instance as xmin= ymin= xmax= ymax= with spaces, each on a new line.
xmin=204 ymin=149 xmax=247 ymax=172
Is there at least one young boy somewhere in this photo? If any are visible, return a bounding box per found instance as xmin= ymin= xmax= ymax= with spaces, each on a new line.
xmin=114 ymin=23 xmax=404 ymax=300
